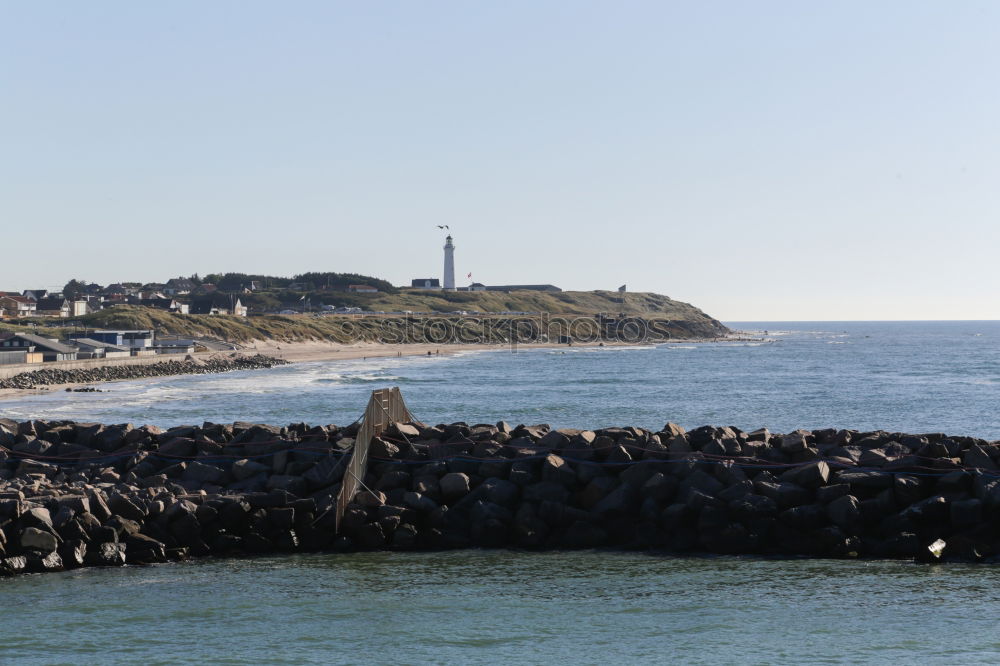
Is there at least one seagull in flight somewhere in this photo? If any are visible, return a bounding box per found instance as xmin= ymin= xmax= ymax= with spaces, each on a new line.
xmin=437 ymin=225 xmax=450 ymax=229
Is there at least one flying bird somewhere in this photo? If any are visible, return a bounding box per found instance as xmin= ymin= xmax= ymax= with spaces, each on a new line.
xmin=437 ymin=225 xmax=450 ymax=229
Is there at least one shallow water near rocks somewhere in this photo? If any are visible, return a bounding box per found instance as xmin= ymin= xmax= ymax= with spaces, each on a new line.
xmin=2 ymin=550 xmax=1000 ymax=665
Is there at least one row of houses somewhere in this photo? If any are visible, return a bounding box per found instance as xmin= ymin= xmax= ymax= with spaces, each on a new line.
xmin=0 ymin=330 xmax=196 ymax=366
xmin=0 ymin=287 xmax=247 ymax=319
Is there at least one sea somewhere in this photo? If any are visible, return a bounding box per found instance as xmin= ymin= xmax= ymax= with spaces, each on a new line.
xmin=1 ymin=321 xmax=999 ymax=665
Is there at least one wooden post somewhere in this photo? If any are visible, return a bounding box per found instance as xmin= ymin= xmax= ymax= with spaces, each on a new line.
xmin=334 ymin=387 xmax=414 ymax=534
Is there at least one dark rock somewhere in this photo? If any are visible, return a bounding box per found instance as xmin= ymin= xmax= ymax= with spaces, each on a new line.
xmin=108 ymin=494 xmax=146 ymax=522
xmin=85 ymin=542 xmax=126 ymax=567
xmin=232 ymin=459 xmax=270 ymax=481
xmin=440 ymin=473 xmax=471 ymax=499
xmin=963 ymin=445 xmax=997 ymax=471
xmin=20 ymin=527 xmax=59 ymax=552
xmin=827 ymin=495 xmax=862 ymax=532
xmin=182 ymin=461 xmax=227 ymax=485
xmin=542 ymin=454 xmax=577 ymax=487
xmin=836 ymin=470 xmax=893 ymax=490
xmin=563 ymin=521 xmax=608 ymax=547
xmin=815 ymin=483 xmax=851 ymax=504
xmin=523 ymin=482 xmax=570 ymax=504
xmin=59 ymin=540 xmax=87 ymax=568
xmin=125 ymin=533 xmax=167 ymax=563
xmin=26 ymin=551 xmax=63 ymax=573
xmin=779 ymin=503 xmax=827 ymax=531
xmin=780 ymin=461 xmax=830 ymax=488
xmin=679 ymin=470 xmax=724 ymax=498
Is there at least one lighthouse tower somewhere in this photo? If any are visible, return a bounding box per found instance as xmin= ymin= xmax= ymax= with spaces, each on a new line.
xmin=443 ymin=234 xmax=456 ymax=291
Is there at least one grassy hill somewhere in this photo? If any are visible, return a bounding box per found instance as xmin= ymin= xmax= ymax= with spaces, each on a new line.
xmin=1 ymin=291 xmax=729 ymax=344
xmin=303 ymin=289 xmax=719 ymax=318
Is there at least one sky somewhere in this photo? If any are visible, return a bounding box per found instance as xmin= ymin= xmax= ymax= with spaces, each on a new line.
xmin=2 ymin=1 xmax=998 ymax=321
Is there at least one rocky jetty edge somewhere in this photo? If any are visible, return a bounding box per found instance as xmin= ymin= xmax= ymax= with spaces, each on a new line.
xmin=2 ymin=419 xmax=1000 ymax=576
xmin=0 ymin=355 xmax=289 ymax=391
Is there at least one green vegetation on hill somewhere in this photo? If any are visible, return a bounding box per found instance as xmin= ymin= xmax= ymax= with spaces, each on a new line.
xmin=202 ymin=271 xmax=397 ymax=294
xmin=292 ymin=289 xmax=719 ymax=318
xmin=0 ymin=291 xmax=728 ymax=344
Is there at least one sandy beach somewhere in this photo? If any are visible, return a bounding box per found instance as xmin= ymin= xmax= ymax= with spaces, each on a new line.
xmin=246 ymin=339 xmax=566 ymax=362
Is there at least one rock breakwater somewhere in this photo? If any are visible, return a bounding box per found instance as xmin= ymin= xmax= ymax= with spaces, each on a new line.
xmin=0 ymin=355 xmax=289 ymax=390
xmin=2 ymin=418 xmax=999 ymax=576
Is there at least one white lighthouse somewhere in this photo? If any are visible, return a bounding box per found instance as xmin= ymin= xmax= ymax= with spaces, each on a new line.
xmin=442 ymin=234 xmax=456 ymax=291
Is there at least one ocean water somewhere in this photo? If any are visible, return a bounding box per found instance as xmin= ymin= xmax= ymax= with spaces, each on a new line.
xmin=2 ymin=320 xmax=998 ymax=439
xmin=2 ymin=321 xmax=1000 ymax=664
xmin=3 ymin=551 xmax=1000 ymax=665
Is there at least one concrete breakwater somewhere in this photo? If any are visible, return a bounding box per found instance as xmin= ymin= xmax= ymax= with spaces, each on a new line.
xmin=0 ymin=355 xmax=289 ymax=390
xmin=2 ymin=418 xmax=1000 ymax=576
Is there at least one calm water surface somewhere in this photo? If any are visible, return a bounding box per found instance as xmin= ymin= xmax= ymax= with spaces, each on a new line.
xmin=1 ymin=322 xmax=999 ymax=664
xmin=3 ymin=551 xmax=1000 ymax=665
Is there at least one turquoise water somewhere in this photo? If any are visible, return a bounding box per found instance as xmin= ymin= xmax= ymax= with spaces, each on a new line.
xmin=2 ymin=321 xmax=1000 ymax=664
xmin=3 ymin=551 xmax=1000 ymax=665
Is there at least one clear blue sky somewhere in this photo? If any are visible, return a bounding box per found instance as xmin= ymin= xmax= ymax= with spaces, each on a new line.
xmin=2 ymin=1 xmax=998 ymax=320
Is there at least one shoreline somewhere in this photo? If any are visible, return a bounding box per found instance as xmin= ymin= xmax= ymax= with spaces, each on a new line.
xmin=0 ymin=337 xmax=746 ymax=400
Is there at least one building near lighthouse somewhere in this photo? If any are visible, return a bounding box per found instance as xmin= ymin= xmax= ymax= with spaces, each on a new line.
xmin=443 ymin=234 xmax=456 ymax=291
xmin=407 ymin=231 xmax=562 ymax=293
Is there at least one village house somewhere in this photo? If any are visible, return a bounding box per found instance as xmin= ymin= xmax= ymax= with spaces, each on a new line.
xmin=22 ymin=289 xmax=49 ymax=301
xmin=410 ymin=278 xmax=441 ymax=289
xmin=69 ymin=338 xmax=132 ymax=360
xmin=189 ymin=294 xmax=247 ymax=316
xmin=0 ymin=346 xmax=43 ymax=364
xmin=135 ymin=297 xmax=189 ymax=314
xmin=0 ymin=333 xmax=78 ymax=361
xmin=103 ymin=283 xmax=140 ymax=297
xmin=193 ymin=283 xmax=218 ymax=295
xmin=72 ymin=299 xmax=97 ymax=316
xmin=34 ymin=297 xmax=71 ymax=318
xmin=69 ymin=329 xmax=154 ymax=350
xmin=164 ymin=277 xmax=196 ymax=296
xmin=153 ymin=339 xmax=196 ymax=354
xmin=0 ymin=294 xmax=35 ymax=317
xmin=347 ymin=284 xmax=378 ymax=293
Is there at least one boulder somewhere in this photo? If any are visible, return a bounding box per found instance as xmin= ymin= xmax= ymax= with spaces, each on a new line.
xmin=59 ymin=540 xmax=87 ymax=568
xmin=125 ymin=533 xmax=167 ymax=563
xmin=26 ymin=551 xmax=63 ymax=573
xmin=963 ymin=445 xmax=997 ymax=471
xmin=826 ymin=495 xmax=861 ymax=531
xmin=780 ymin=461 xmax=830 ymax=488
xmin=109 ymin=494 xmax=146 ymax=522
xmin=780 ymin=431 xmax=810 ymax=454
xmin=182 ymin=461 xmax=227 ymax=485
xmin=440 ymin=473 xmax=471 ymax=499
xmin=232 ymin=459 xmax=270 ymax=481
xmin=84 ymin=542 xmax=127 ymax=567
xmin=542 ymin=454 xmax=577 ymax=487
xmin=266 ymin=475 xmax=308 ymax=497
xmin=20 ymin=527 xmax=59 ymax=552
